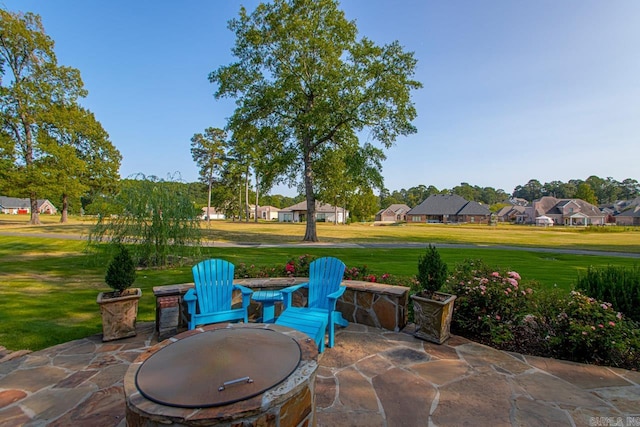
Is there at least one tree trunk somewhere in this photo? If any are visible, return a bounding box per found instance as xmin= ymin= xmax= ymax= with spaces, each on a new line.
xmin=244 ymin=168 xmax=249 ymax=222
xmin=254 ymin=171 xmax=259 ymax=223
xmin=29 ymin=194 xmax=41 ymax=225
xmin=303 ymin=150 xmax=318 ymax=242
xmin=60 ymin=193 xmax=68 ymax=223
xmin=207 ymin=167 xmax=213 ymax=227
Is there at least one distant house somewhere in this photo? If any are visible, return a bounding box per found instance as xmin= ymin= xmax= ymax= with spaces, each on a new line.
xmin=375 ymin=204 xmax=411 ymax=222
xmin=278 ymin=201 xmax=348 ymax=224
xmin=257 ymin=205 xmax=280 ymax=221
xmin=406 ymin=194 xmax=491 ymax=224
xmin=0 ymin=196 xmax=57 ymax=215
xmin=200 ymin=207 xmax=226 ymax=220
xmin=615 ymin=205 xmax=640 ymax=226
xmin=521 ymin=196 xmax=605 ymax=226
xmin=496 ymin=204 xmax=527 ymax=223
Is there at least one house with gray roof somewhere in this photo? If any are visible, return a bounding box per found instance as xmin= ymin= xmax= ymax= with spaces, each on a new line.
xmin=278 ymin=200 xmax=348 ymax=223
xmin=521 ymin=196 xmax=605 ymax=225
xmin=615 ymin=205 xmax=640 ymax=226
xmin=0 ymin=196 xmax=57 ymax=215
xmin=406 ymin=194 xmax=490 ymax=224
xmin=375 ymin=203 xmax=411 ymax=222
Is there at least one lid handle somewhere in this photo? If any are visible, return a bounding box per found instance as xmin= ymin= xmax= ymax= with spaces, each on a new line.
xmin=218 ymin=376 xmax=254 ymax=392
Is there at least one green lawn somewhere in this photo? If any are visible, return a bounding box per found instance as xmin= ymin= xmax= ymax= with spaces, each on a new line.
xmin=1 ymin=219 xmax=639 ymax=352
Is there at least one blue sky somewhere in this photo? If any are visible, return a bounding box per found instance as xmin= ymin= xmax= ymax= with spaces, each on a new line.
xmin=3 ymin=0 xmax=639 ymax=196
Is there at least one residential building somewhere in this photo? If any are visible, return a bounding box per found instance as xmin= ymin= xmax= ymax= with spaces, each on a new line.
xmin=406 ymin=194 xmax=490 ymax=224
xmin=521 ymin=196 xmax=605 ymax=226
xmin=257 ymin=205 xmax=280 ymax=221
xmin=375 ymin=203 xmax=411 ymax=222
xmin=0 ymin=196 xmax=57 ymax=215
xmin=278 ymin=201 xmax=348 ymax=223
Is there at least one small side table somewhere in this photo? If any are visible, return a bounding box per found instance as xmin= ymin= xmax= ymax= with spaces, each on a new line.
xmin=251 ymin=290 xmax=284 ymax=323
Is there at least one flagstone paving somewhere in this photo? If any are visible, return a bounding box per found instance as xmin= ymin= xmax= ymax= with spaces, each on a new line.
xmin=1 ymin=322 xmax=639 ymax=426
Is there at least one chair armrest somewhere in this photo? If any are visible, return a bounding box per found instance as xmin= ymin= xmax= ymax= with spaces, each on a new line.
xmin=234 ymin=284 xmax=253 ymax=309
xmin=184 ymin=288 xmax=198 ymax=322
xmin=280 ymin=282 xmax=309 ymax=308
xmin=327 ymin=285 xmax=347 ymax=308
xmin=233 ymin=284 xmax=253 ymax=296
xmin=184 ymin=288 xmax=197 ymax=302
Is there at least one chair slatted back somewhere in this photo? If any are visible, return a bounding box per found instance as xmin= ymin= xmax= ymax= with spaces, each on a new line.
xmin=192 ymin=259 xmax=235 ymax=314
xmin=307 ymin=257 xmax=346 ymax=311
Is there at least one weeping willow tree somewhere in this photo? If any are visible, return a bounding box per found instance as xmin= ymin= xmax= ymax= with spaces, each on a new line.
xmin=89 ymin=174 xmax=202 ymax=267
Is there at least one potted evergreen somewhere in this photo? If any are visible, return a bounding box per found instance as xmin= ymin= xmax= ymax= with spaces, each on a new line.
xmin=410 ymin=244 xmax=456 ymax=344
xmin=96 ymin=244 xmax=141 ymax=341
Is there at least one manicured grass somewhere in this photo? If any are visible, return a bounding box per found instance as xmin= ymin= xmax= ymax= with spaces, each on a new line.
xmin=2 ymin=236 xmax=637 ymax=352
xmin=1 ymin=219 xmax=639 ymax=352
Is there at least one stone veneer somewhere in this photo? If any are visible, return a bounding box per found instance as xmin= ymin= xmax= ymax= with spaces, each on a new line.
xmin=124 ymin=323 xmax=318 ymax=427
xmin=154 ymin=278 xmax=409 ymax=340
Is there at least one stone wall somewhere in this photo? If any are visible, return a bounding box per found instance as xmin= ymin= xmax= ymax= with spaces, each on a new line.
xmin=154 ymin=278 xmax=410 ymax=341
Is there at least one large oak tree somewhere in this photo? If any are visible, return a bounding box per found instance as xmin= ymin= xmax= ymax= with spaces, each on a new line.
xmin=210 ymin=0 xmax=421 ymax=241
xmin=0 ymin=8 xmax=120 ymax=224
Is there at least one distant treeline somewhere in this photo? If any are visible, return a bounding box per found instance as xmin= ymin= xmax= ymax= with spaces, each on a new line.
xmin=379 ymin=176 xmax=639 ymax=208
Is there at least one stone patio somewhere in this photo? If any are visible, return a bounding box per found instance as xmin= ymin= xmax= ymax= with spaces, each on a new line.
xmin=1 ymin=322 xmax=639 ymax=426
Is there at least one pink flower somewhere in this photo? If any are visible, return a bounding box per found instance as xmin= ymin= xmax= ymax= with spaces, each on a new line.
xmin=582 ymin=331 xmax=588 ymax=335
xmin=491 ymin=272 xmax=500 ymax=277
xmin=598 ymin=324 xmax=604 ymax=328
xmin=495 ymin=315 xmax=501 ymax=320
xmin=601 ymin=303 xmax=608 ymax=310
xmin=508 ymin=271 xmax=521 ymax=280
xmin=591 ymin=326 xmax=596 ymax=330
xmin=507 ymin=278 xmax=519 ymax=288
xmin=609 ymin=321 xmax=616 ymax=327
xmin=616 ymin=312 xmax=623 ymax=320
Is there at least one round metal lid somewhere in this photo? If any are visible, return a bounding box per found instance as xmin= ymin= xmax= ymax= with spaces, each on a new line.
xmin=135 ymin=327 xmax=301 ymax=408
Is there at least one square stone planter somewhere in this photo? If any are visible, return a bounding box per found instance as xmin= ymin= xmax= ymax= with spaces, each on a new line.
xmin=411 ymin=291 xmax=456 ymax=344
xmin=97 ymin=288 xmax=142 ymax=342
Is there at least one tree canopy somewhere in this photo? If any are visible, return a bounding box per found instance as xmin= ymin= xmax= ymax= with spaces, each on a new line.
xmin=210 ymin=0 xmax=421 ymax=241
xmin=0 ymin=8 xmax=120 ymax=223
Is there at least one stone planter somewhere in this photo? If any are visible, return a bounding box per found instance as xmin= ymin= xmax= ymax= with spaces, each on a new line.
xmin=96 ymin=288 xmax=142 ymax=342
xmin=411 ymin=291 xmax=456 ymax=344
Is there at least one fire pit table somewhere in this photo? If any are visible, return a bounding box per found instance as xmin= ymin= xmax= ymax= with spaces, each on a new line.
xmin=124 ymin=323 xmax=319 ymax=426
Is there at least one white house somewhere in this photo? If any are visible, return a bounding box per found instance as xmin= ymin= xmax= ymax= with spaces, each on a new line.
xmin=257 ymin=205 xmax=280 ymax=221
xmin=278 ymin=201 xmax=348 ymax=224
xmin=200 ymin=207 xmax=226 ymax=220
xmin=0 ymin=196 xmax=57 ymax=215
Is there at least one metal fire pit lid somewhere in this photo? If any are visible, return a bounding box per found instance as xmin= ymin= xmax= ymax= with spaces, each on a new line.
xmin=135 ymin=327 xmax=301 ymax=408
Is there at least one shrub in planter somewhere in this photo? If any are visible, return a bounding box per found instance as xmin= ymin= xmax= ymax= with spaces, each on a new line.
xmin=411 ymin=245 xmax=455 ymax=344
xmin=105 ymin=244 xmax=137 ymax=295
xmin=97 ymin=244 xmax=141 ymax=341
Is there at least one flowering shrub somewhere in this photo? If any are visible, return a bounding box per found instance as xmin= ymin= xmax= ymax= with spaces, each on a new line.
xmin=446 ymin=259 xmax=640 ymax=370
xmin=447 ymin=259 xmax=534 ymax=345
xmin=534 ymin=291 xmax=640 ymax=368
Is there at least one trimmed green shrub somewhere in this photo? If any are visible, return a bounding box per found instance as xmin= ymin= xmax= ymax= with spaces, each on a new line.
xmin=576 ymin=265 xmax=640 ymax=322
xmin=105 ymin=244 xmax=136 ymax=294
xmin=416 ymin=244 xmax=448 ymax=295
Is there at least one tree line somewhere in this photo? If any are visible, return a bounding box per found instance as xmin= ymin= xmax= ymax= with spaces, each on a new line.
xmin=379 ymin=177 xmax=640 ymax=210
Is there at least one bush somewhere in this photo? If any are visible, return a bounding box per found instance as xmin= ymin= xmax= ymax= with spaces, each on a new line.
xmin=90 ymin=175 xmax=202 ymax=267
xmin=105 ymin=244 xmax=136 ymax=294
xmin=540 ymin=291 xmax=640 ymax=368
xmin=576 ymin=265 xmax=640 ymax=322
xmin=447 ymin=259 xmax=534 ymax=345
xmin=416 ymin=244 xmax=447 ymax=296
xmin=446 ymin=259 xmax=640 ymax=370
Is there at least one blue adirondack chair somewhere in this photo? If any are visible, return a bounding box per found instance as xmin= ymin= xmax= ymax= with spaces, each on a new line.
xmin=184 ymin=259 xmax=252 ymax=330
xmin=275 ymin=257 xmax=348 ymax=351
